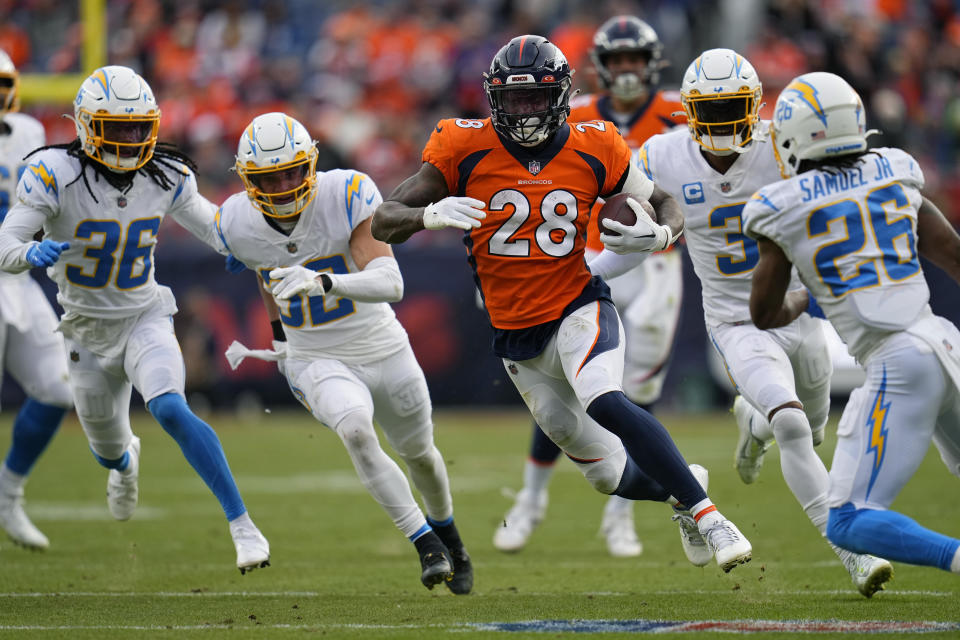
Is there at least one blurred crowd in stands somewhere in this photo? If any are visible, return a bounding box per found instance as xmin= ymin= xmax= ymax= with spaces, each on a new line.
xmin=2 ymin=0 xmax=958 ymax=229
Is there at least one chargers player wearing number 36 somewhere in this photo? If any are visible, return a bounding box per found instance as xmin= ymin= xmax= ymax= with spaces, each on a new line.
xmin=0 ymin=65 xmax=270 ymax=573
xmin=218 ymin=112 xmax=473 ymax=594
xmin=373 ymin=35 xmax=754 ymax=572
xmin=639 ymin=50 xmax=892 ymax=596
xmin=746 ymin=71 xmax=960 ymax=578
xmin=0 ymin=48 xmax=74 ymax=552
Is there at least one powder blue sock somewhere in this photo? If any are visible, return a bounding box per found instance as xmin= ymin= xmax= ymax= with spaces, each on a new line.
xmin=148 ymin=392 xmax=246 ymax=520
xmin=828 ymin=503 xmax=960 ymax=571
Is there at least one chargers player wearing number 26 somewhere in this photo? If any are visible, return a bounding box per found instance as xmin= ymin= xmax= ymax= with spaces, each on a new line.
xmin=0 ymin=48 xmax=73 ymax=552
xmin=639 ymin=50 xmax=892 ymax=596
xmin=217 ymin=112 xmax=473 ymax=594
xmin=746 ymin=71 xmax=960 ymax=577
xmin=0 ymin=66 xmax=269 ymax=573
xmin=373 ymin=35 xmax=753 ymax=572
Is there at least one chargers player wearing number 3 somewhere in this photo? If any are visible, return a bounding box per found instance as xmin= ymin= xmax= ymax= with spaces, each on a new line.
xmin=217 ymin=112 xmax=472 ymax=594
xmin=0 ymin=66 xmax=269 ymax=573
xmin=0 ymin=48 xmax=73 ymax=552
xmin=747 ymin=71 xmax=960 ymax=578
xmin=639 ymin=49 xmax=892 ymax=596
xmin=373 ymin=35 xmax=753 ymax=572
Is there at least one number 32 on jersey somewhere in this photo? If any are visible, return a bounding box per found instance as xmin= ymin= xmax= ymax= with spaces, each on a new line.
xmin=259 ymin=256 xmax=355 ymax=328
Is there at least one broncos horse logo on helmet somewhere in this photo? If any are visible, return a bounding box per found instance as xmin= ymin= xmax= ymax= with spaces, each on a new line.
xmin=484 ymin=35 xmax=574 ymax=147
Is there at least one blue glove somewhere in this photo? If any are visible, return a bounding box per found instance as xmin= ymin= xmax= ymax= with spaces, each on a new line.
xmin=805 ymin=289 xmax=826 ymax=319
xmin=25 ymin=239 xmax=69 ymax=267
xmin=225 ymin=254 xmax=247 ymax=273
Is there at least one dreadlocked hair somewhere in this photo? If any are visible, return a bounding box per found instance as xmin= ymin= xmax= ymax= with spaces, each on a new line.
xmin=24 ymin=140 xmax=199 ymax=203
xmin=798 ymin=150 xmax=878 ymax=176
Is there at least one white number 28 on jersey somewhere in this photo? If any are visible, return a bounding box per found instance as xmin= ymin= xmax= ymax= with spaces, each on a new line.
xmin=487 ymin=189 xmax=579 ymax=258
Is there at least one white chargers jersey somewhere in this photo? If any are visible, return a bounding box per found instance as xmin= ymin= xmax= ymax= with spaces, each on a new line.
xmin=742 ymin=147 xmax=928 ymax=363
xmin=639 ymin=122 xmax=800 ymax=324
xmin=0 ymin=112 xmax=44 ymax=285
xmin=0 ymin=148 xmax=222 ymax=319
xmin=217 ymin=169 xmax=407 ymax=364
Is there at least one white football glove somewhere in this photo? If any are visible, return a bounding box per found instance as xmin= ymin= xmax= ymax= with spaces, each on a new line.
xmin=599 ymin=197 xmax=673 ymax=255
xmin=422 ymin=196 xmax=486 ymax=231
xmin=269 ymin=266 xmax=325 ymax=300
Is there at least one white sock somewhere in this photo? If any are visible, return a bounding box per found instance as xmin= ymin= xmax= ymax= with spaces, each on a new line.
xmin=0 ymin=463 xmax=26 ymax=494
xmin=745 ymin=402 xmax=775 ymax=442
xmin=229 ymin=511 xmax=252 ymax=529
xmin=952 ymin=546 xmax=960 ymax=573
xmin=402 ymin=445 xmax=453 ymax=522
xmin=336 ymin=412 xmax=425 ymax=538
xmin=522 ymin=459 xmax=555 ymax=496
xmin=603 ymin=494 xmax=633 ymax=518
xmin=772 ymin=408 xmax=831 ymax=520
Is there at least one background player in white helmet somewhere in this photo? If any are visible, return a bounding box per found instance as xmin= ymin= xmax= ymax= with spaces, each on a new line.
xmin=638 ymin=50 xmax=892 ymax=596
xmin=219 ymin=112 xmax=473 ymax=594
xmin=494 ymin=15 xmax=686 ymax=560
xmin=747 ymin=71 xmax=960 ymax=578
xmin=0 ymin=48 xmax=73 ymax=552
xmin=0 ymin=65 xmax=269 ymax=573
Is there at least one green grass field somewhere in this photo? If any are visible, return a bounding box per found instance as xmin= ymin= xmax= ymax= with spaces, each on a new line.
xmin=0 ymin=407 xmax=957 ymax=639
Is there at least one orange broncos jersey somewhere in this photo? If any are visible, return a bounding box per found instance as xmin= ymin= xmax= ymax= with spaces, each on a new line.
xmin=569 ymin=91 xmax=684 ymax=253
xmin=423 ymin=118 xmax=631 ymax=331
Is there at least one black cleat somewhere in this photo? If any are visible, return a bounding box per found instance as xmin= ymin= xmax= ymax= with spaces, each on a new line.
xmin=444 ymin=546 xmax=473 ymax=595
xmin=419 ymin=550 xmax=453 ymax=590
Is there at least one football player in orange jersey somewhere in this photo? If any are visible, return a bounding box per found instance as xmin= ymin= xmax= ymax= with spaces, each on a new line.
xmin=495 ymin=16 xmax=687 ymax=558
xmin=373 ymin=34 xmax=753 ymax=572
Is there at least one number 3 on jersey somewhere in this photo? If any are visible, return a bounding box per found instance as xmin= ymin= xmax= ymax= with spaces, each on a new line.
xmin=66 ymin=218 xmax=160 ymax=289
xmin=260 ymin=255 xmax=355 ymax=328
xmin=710 ymin=203 xmax=758 ymax=275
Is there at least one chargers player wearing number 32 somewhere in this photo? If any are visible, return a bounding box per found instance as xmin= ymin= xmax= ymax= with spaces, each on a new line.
xmin=217 ymin=112 xmax=473 ymax=594
xmin=745 ymin=71 xmax=960 ymax=578
xmin=639 ymin=49 xmax=892 ymax=596
xmin=372 ymin=35 xmax=753 ymax=572
xmin=0 ymin=65 xmax=269 ymax=573
xmin=0 ymin=48 xmax=73 ymax=552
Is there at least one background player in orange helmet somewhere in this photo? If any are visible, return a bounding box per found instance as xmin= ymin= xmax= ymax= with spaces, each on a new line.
xmin=373 ymin=34 xmax=753 ymax=573
xmin=494 ymin=16 xmax=686 ymax=558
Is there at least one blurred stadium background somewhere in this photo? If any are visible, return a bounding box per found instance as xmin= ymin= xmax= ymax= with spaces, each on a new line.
xmin=3 ymin=0 xmax=960 ymax=415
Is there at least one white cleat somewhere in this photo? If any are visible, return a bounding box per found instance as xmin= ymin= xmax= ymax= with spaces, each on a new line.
xmin=493 ymin=488 xmax=547 ymax=553
xmin=231 ymin=518 xmax=270 ymax=575
xmin=0 ymin=487 xmax=49 ymax=550
xmin=837 ymin=548 xmax=893 ymax=598
xmin=671 ymin=463 xmax=712 ymax=566
xmin=106 ymin=436 xmax=140 ymax=521
xmin=733 ymin=395 xmax=771 ymax=484
xmin=700 ymin=514 xmax=753 ymax=572
xmin=601 ymin=496 xmax=642 ymax=557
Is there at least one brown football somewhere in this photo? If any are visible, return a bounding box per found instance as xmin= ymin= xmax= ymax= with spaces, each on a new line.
xmin=596 ymin=193 xmax=656 ymax=237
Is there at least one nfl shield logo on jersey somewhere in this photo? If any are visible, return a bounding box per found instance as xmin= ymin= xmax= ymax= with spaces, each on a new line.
xmin=117 ymin=196 xmax=127 ymax=208
xmin=720 ymin=182 xmax=732 ymax=193
xmin=286 ymin=242 xmax=297 ymax=253
xmin=528 ymin=160 xmax=541 ymax=175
